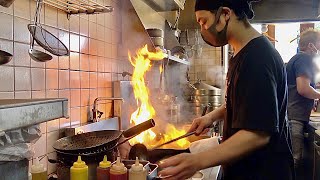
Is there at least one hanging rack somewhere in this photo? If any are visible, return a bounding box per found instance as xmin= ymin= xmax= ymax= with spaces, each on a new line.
xmin=42 ymin=0 xmax=113 ymax=15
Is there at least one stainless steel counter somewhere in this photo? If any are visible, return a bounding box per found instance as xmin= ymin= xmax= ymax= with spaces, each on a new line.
xmin=0 ymin=98 xmax=68 ymax=132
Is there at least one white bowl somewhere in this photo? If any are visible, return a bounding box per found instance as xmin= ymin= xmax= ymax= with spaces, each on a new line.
xmin=187 ymin=171 xmax=204 ymax=180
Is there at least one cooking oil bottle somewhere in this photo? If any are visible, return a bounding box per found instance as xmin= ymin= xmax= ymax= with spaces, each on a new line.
xmin=110 ymin=157 xmax=127 ymax=180
xmin=70 ymin=156 xmax=88 ymax=180
xmin=129 ymin=157 xmax=147 ymax=180
xmin=31 ymin=157 xmax=47 ymax=180
xmin=97 ymin=155 xmax=111 ymax=180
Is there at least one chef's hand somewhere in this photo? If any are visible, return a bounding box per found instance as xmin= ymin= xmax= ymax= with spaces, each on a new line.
xmin=158 ymin=153 xmax=200 ymax=180
xmin=188 ymin=114 xmax=213 ymax=135
xmin=118 ymin=137 xmax=131 ymax=159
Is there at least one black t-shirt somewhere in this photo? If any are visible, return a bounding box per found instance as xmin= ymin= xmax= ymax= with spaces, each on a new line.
xmin=223 ymin=36 xmax=294 ymax=180
xmin=286 ymin=53 xmax=316 ymax=121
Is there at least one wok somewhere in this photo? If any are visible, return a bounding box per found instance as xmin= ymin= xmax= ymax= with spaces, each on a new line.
xmin=129 ymin=106 xmax=209 ymax=163
xmin=53 ymin=119 xmax=155 ymax=154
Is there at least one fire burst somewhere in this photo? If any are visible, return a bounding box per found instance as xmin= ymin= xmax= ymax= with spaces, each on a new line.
xmin=128 ymin=45 xmax=190 ymax=148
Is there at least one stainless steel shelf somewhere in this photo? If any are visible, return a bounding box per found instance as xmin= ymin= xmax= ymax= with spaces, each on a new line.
xmin=164 ymin=51 xmax=190 ymax=65
xmin=0 ymin=98 xmax=68 ymax=132
xmin=43 ymin=0 xmax=113 ymax=15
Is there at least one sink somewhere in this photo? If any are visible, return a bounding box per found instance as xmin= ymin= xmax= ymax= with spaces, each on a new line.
xmin=0 ymin=98 xmax=68 ymax=132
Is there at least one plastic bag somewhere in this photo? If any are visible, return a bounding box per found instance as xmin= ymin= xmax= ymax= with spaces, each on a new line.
xmin=0 ymin=143 xmax=35 ymax=161
xmin=0 ymin=125 xmax=41 ymax=147
xmin=0 ymin=125 xmax=41 ymax=161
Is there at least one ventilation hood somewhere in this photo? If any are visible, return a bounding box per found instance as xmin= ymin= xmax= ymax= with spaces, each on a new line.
xmin=177 ymin=0 xmax=320 ymax=30
xmin=141 ymin=0 xmax=185 ymax=11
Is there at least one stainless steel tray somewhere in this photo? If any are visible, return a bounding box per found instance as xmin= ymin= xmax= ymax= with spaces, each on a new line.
xmin=0 ymin=98 xmax=68 ymax=132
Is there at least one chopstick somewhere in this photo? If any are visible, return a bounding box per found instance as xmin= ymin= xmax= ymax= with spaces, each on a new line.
xmin=151 ymin=131 xmax=196 ymax=150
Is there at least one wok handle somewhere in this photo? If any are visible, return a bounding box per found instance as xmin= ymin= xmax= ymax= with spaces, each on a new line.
xmin=122 ymin=119 xmax=155 ymax=138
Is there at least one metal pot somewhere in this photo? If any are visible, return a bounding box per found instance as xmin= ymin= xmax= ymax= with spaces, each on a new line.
xmin=150 ymin=37 xmax=164 ymax=47
xmin=193 ymin=80 xmax=222 ymax=96
xmin=190 ymin=95 xmax=222 ymax=104
xmin=146 ymin=28 xmax=164 ymax=38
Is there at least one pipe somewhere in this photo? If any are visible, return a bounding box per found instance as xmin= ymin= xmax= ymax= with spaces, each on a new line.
xmin=92 ymin=97 xmax=124 ymax=123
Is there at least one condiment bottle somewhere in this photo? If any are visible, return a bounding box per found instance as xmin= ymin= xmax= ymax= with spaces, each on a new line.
xmin=31 ymin=157 xmax=47 ymax=180
xmin=110 ymin=157 xmax=128 ymax=180
xmin=70 ymin=156 xmax=88 ymax=180
xmin=97 ymin=155 xmax=111 ymax=180
xmin=129 ymin=157 xmax=147 ymax=180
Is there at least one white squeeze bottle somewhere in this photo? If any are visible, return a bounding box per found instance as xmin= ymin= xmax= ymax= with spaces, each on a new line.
xmin=129 ymin=157 xmax=147 ymax=180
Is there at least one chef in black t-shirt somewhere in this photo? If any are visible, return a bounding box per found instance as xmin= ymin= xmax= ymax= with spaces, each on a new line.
xmin=286 ymin=29 xmax=320 ymax=179
xmin=158 ymin=0 xmax=294 ymax=180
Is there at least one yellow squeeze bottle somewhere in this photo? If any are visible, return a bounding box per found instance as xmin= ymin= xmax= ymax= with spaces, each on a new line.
xmin=31 ymin=157 xmax=47 ymax=180
xmin=70 ymin=156 xmax=88 ymax=180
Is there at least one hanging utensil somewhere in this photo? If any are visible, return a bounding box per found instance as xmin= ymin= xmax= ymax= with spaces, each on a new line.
xmin=0 ymin=50 xmax=13 ymax=65
xmin=185 ymin=29 xmax=194 ymax=58
xmin=28 ymin=0 xmax=69 ymax=57
xmin=28 ymin=0 xmax=52 ymax=62
xmin=0 ymin=0 xmax=15 ymax=7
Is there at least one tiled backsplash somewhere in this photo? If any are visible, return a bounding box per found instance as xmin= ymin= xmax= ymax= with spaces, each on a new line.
xmin=0 ymin=0 xmax=136 ymax=175
xmin=188 ymin=43 xmax=224 ymax=87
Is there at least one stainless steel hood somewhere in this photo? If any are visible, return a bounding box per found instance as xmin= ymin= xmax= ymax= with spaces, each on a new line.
xmin=141 ymin=0 xmax=186 ymax=11
xmin=177 ymin=0 xmax=320 ymax=30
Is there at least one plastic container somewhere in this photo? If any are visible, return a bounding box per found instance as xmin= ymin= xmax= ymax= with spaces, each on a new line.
xmin=129 ymin=157 xmax=147 ymax=180
xmin=110 ymin=157 xmax=128 ymax=180
xmin=31 ymin=157 xmax=47 ymax=180
xmin=97 ymin=155 xmax=111 ymax=180
xmin=70 ymin=156 xmax=88 ymax=180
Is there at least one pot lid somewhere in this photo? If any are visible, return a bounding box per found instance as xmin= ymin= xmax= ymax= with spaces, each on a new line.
xmin=193 ymin=80 xmax=221 ymax=91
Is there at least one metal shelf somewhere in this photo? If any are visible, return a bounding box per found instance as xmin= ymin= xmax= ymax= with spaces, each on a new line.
xmin=43 ymin=0 xmax=113 ymax=15
xmin=164 ymin=51 xmax=190 ymax=65
xmin=0 ymin=98 xmax=68 ymax=132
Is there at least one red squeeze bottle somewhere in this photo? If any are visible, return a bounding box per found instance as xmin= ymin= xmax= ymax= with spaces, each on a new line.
xmin=97 ymin=155 xmax=111 ymax=180
xmin=110 ymin=157 xmax=128 ymax=180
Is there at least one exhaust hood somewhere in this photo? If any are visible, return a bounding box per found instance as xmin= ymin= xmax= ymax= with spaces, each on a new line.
xmin=177 ymin=0 xmax=320 ymax=30
xmin=141 ymin=0 xmax=186 ymax=12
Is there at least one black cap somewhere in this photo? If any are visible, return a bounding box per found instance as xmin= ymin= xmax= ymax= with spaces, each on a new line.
xmin=194 ymin=0 xmax=259 ymax=19
xmin=194 ymin=0 xmax=224 ymax=12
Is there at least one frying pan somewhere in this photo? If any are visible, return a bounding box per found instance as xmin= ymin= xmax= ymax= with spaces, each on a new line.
xmin=53 ymin=119 xmax=155 ymax=154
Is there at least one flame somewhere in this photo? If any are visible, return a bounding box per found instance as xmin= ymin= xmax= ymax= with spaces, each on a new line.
xmin=128 ymin=45 xmax=163 ymax=145
xmin=128 ymin=45 xmax=190 ymax=149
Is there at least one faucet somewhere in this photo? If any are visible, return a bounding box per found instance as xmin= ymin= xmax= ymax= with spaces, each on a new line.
xmin=92 ymin=97 xmax=124 ymax=122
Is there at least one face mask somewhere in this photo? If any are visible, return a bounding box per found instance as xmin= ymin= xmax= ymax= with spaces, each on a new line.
xmin=200 ymin=7 xmax=229 ymax=47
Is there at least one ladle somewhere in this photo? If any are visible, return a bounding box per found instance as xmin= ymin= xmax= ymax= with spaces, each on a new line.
xmin=28 ymin=0 xmax=52 ymax=62
xmin=0 ymin=50 xmax=13 ymax=65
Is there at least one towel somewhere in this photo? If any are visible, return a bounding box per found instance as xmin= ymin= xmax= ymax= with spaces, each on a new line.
xmin=189 ymin=136 xmax=221 ymax=180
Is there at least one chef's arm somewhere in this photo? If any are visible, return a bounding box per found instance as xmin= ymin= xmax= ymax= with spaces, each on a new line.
xmin=196 ymin=129 xmax=270 ymax=169
xmin=206 ymin=103 xmax=226 ymax=122
xmin=296 ymin=76 xmax=320 ymax=99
